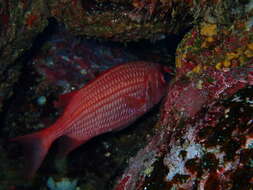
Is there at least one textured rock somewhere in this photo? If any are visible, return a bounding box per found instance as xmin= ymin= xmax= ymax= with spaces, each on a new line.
xmin=49 ymin=0 xmax=193 ymax=42
xmin=0 ymin=0 xmax=48 ymax=111
xmin=114 ymin=1 xmax=253 ymax=189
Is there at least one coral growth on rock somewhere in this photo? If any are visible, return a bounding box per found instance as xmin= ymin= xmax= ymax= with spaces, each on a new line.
xmin=0 ymin=0 xmax=253 ymax=190
xmin=114 ymin=1 xmax=253 ymax=189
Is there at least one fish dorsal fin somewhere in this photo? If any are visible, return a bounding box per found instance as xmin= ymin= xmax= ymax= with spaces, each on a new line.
xmin=54 ymin=90 xmax=78 ymax=110
xmin=56 ymin=135 xmax=87 ymax=157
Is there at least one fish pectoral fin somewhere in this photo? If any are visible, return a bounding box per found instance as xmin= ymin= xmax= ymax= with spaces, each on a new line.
xmin=54 ymin=90 xmax=78 ymax=110
xmin=124 ymin=95 xmax=146 ymax=110
xmin=56 ymin=135 xmax=87 ymax=158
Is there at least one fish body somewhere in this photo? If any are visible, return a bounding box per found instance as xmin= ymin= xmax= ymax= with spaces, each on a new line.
xmin=12 ymin=61 xmax=168 ymax=177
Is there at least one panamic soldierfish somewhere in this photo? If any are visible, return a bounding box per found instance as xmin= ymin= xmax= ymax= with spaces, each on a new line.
xmin=12 ymin=61 xmax=170 ymax=178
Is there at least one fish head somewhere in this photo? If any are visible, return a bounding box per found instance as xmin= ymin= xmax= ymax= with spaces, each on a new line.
xmin=147 ymin=64 xmax=173 ymax=105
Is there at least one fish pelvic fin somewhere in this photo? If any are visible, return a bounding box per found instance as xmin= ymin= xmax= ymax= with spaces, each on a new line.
xmin=10 ymin=129 xmax=54 ymax=179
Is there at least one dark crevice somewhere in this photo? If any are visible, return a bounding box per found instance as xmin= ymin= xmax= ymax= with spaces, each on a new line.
xmin=0 ymin=18 xmax=58 ymax=137
xmin=81 ymin=0 xmax=133 ymax=13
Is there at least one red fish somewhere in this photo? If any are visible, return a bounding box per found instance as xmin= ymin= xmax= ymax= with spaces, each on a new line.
xmin=11 ymin=61 xmax=169 ymax=178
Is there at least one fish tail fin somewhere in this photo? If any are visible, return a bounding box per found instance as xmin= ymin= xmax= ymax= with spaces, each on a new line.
xmin=10 ymin=128 xmax=54 ymax=178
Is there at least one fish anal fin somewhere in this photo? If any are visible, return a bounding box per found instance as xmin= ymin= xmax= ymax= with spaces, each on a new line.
xmin=56 ymin=135 xmax=87 ymax=158
xmin=54 ymin=90 xmax=78 ymax=110
xmin=124 ymin=95 xmax=146 ymax=110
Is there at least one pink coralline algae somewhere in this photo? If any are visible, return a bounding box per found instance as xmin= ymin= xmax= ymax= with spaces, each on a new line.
xmin=161 ymin=85 xmax=253 ymax=189
xmin=114 ymin=130 xmax=170 ymax=190
xmin=162 ymin=67 xmax=251 ymax=126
